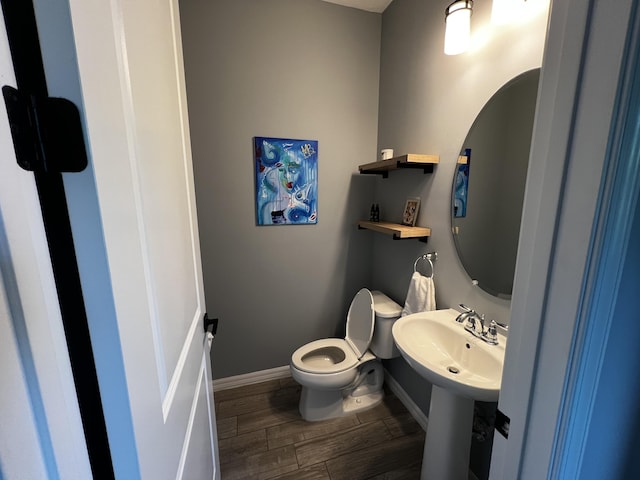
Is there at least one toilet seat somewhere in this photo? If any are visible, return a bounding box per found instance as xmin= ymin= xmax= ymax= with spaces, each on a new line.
xmin=344 ymin=288 xmax=375 ymax=358
xmin=291 ymin=288 xmax=375 ymax=375
xmin=291 ymin=338 xmax=358 ymax=374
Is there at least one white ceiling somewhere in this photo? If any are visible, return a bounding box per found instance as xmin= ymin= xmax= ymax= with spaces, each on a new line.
xmin=321 ymin=0 xmax=394 ymax=13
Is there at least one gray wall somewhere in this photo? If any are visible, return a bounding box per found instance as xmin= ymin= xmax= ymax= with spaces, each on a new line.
xmin=180 ymin=0 xmax=381 ymax=378
xmin=374 ymin=0 xmax=549 ymax=412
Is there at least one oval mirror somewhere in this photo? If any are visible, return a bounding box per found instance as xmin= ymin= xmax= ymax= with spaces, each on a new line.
xmin=451 ymin=69 xmax=540 ymax=298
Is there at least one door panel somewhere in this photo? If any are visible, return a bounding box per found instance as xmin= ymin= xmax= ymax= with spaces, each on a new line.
xmin=119 ymin=0 xmax=201 ymax=390
xmin=67 ymin=0 xmax=219 ymax=477
xmin=177 ymin=342 xmax=217 ymax=480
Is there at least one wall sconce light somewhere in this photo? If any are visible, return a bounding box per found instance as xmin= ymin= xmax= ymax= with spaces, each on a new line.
xmin=444 ymin=0 xmax=473 ymax=55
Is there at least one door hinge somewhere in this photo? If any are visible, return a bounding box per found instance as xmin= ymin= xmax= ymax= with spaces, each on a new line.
xmin=2 ymin=85 xmax=87 ymax=173
xmin=203 ymin=314 xmax=218 ymax=337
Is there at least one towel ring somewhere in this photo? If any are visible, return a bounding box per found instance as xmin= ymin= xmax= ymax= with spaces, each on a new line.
xmin=413 ymin=252 xmax=438 ymax=279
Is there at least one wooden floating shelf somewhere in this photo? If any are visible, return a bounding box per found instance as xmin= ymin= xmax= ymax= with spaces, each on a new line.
xmin=358 ymin=153 xmax=440 ymax=177
xmin=358 ymin=221 xmax=431 ymax=242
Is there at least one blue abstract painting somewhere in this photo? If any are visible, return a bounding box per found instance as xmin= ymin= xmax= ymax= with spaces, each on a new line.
xmin=454 ymin=148 xmax=471 ymax=218
xmin=254 ymin=137 xmax=318 ymax=225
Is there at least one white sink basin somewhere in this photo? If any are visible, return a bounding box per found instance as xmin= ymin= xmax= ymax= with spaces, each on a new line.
xmin=392 ymin=308 xmax=506 ymax=401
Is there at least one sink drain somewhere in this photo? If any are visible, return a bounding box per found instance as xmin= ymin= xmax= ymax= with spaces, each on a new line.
xmin=447 ymin=366 xmax=460 ymax=374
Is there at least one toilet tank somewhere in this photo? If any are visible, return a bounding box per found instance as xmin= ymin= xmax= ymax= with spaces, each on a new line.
xmin=369 ymin=290 xmax=402 ymax=359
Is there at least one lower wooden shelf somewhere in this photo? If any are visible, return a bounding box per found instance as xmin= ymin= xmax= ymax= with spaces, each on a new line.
xmin=358 ymin=221 xmax=431 ymax=242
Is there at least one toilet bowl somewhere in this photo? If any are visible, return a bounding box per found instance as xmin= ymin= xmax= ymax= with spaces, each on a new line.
xmin=290 ymin=288 xmax=402 ymax=421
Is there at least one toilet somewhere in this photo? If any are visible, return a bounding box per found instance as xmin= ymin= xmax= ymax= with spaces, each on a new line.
xmin=290 ymin=288 xmax=402 ymax=421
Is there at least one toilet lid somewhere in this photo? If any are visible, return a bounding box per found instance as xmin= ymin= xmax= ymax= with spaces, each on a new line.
xmin=345 ymin=288 xmax=375 ymax=359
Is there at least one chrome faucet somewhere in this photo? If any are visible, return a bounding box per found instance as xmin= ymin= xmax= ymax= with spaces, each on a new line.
xmin=464 ymin=312 xmax=486 ymax=337
xmin=455 ymin=304 xmax=475 ymax=323
xmin=456 ymin=304 xmax=504 ymax=345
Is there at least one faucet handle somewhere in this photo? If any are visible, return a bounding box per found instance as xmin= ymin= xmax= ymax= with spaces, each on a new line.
xmin=485 ymin=320 xmax=499 ymax=345
xmin=477 ymin=314 xmax=486 ymax=333
xmin=493 ymin=320 xmax=509 ymax=331
xmin=459 ymin=303 xmax=473 ymax=313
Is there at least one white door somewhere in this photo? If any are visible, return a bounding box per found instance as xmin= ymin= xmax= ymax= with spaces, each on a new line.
xmin=61 ymin=0 xmax=220 ymax=478
xmin=0 ymin=277 xmax=47 ymax=480
xmin=1 ymin=0 xmax=218 ymax=476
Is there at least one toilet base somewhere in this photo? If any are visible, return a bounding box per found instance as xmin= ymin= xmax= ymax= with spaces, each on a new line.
xmin=298 ymin=385 xmax=384 ymax=422
xmin=342 ymin=389 xmax=384 ymax=415
xmin=297 ymin=360 xmax=385 ymax=422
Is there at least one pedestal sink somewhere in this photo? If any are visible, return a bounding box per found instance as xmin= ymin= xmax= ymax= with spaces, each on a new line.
xmin=392 ymin=308 xmax=507 ymax=480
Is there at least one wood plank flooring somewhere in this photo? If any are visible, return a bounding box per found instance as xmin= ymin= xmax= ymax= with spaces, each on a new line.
xmin=215 ymin=377 xmax=425 ymax=479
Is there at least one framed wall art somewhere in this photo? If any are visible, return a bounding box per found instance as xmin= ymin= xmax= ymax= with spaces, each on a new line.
xmin=402 ymin=197 xmax=421 ymax=227
xmin=254 ymin=137 xmax=318 ymax=225
xmin=453 ymin=148 xmax=471 ymax=218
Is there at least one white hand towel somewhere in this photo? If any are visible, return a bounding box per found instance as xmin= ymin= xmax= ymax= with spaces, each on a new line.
xmin=401 ymin=272 xmax=436 ymax=316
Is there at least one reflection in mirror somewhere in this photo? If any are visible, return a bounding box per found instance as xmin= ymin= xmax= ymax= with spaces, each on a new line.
xmin=451 ymin=69 xmax=540 ymax=298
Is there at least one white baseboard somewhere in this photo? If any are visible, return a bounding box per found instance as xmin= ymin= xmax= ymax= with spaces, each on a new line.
xmin=383 ymin=369 xmax=428 ymax=431
xmin=213 ymin=365 xmax=291 ymax=392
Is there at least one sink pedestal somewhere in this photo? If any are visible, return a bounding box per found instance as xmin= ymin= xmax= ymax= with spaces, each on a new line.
xmin=391 ymin=309 xmax=506 ymax=479
xmin=422 ymin=385 xmax=474 ymax=480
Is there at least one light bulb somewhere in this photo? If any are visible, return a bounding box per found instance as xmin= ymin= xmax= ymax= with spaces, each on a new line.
xmin=445 ymin=1 xmax=472 ymax=55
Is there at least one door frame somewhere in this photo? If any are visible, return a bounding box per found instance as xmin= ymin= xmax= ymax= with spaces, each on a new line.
xmin=1 ymin=0 xmax=115 ymax=476
xmin=0 ymin=5 xmax=93 ymax=478
xmin=546 ymin=0 xmax=640 ymax=476
xmin=491 ymin=0 xmax=638 ymax=478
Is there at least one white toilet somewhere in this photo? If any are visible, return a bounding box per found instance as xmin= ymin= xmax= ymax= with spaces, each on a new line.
xmin=290 ymin=288 xmax=402 ymax=421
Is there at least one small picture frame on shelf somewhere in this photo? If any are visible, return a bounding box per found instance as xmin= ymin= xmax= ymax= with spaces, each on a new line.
xmin=402 ymin=197 xmax=420 ymax=226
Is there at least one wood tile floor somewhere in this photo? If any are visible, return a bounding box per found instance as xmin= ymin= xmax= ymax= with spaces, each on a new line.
xmin=214 ymin=377 xmax=425 ymax=479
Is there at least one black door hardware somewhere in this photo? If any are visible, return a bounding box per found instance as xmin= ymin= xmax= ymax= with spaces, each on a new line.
xmin=2 ymin=85 xmax=87 ymax=173
xmin=203 ymin=314 xmax=219 ymax=337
